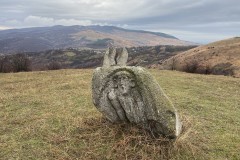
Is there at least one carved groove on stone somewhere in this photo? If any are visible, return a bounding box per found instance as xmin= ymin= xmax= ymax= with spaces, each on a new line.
xmin=103 ymin=47 xmax=128 ymax=67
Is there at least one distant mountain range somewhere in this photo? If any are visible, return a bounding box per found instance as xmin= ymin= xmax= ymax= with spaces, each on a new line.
xmin=0 ymin=25 xmax=194 ymax=54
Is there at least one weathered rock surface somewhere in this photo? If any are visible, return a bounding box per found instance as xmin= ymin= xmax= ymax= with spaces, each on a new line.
xmin=92 ymin=47 xmax=181 ymax=138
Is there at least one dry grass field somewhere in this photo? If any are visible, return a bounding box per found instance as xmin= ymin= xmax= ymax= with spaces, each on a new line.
xmin=0 ymin=69 xmax=239 ymax=159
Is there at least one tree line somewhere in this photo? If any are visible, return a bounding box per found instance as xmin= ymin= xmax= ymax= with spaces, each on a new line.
xmin=0 ymin=53 xmax=61 ymax=73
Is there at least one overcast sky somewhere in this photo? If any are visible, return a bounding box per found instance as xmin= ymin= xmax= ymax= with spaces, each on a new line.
xmin=0 ymin=0 xmax=239 ymax=43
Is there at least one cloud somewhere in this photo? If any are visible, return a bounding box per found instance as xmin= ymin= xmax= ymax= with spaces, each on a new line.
xmin=0 ymin=0 xmax=219 ymax=21
xmin=0 ymin=0 xmax=239 ymax=43
xmin=0 ymin=25 xmax=12 ymax=30
xmin=23 ymin=16 xmax=92 ymax=27
xmin=5 ymin=16 xmax=93 ymax=28
xmin=149 ymin=29 xmax=235 ymax=44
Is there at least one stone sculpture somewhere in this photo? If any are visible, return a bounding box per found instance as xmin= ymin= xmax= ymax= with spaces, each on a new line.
xmin=92 ymin=47 xmax=182 ymax=138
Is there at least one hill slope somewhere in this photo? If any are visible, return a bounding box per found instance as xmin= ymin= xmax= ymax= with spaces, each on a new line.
xmin=0 ymin=45 xmax=197 ymax=72
xmin=0 ymin=69 xmax=239 ymax=159
xmin=161 ymin=37 xmax=240 ymax=77
xmin=26 ymin=45 xmax=196 ymax=70
xmin=0 ymin=25 xmax=194 ymax=54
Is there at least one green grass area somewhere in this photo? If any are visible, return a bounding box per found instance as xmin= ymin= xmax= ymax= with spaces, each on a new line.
xmin=65 ymin=51 xmax=76 ymax=57
xmin=0 ymin=69 xmax=239 ymax=159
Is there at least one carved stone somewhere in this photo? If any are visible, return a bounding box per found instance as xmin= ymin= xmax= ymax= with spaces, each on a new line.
xmin=103 ymin=47 xmax=128 ymax=67
xmin=92 ymin=47 xmax=181 ymax=138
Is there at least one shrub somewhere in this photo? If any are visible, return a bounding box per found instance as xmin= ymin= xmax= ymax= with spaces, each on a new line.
xmin=204 ymin=64 xmax=212 ymax=74
xmin=0 ymin=56 xmax=13 ymax=73
xmin=0 ymin=54 xmax=31 ymax=73
xmin=211 ymin=63 xmax=234 ymax=76
xmin=183 ymin=60 xmax=199 ymax=73
xmin=47 ymin=61 xmax=62 ymax=70
xmin=11 ymin=53 xmax=32 ymax=72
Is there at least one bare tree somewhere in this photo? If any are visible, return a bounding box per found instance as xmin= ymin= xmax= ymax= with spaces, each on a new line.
xmin=171 ymin=57 xmax=177 ymax=70
xmin=0 ymin=56 xmax=13 ymax=73
xmin=11 ymin=53 xmax=32 ymax=72
xmin=47 ymin=61 xmax=62 ymax=70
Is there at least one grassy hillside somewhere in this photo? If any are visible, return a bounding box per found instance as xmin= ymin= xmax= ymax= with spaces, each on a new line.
xmin=0 ymin=69 xmax=239 ymax=159
xmin=162 ymin=37 xmax=240 ymax=77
